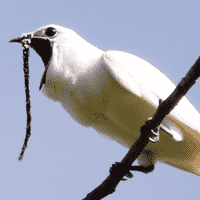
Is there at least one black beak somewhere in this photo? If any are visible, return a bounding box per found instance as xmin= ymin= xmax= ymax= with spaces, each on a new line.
xmin=9 ymin=37 xmax=25 ymax=43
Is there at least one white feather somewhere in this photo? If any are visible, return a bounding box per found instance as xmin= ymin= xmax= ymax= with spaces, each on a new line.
xmin=30 ymin=24 xmax=200 ymax=176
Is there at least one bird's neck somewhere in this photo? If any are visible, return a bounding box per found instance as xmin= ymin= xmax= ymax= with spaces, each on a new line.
xmin=53 ymin=33 xmax=104 ymax=84
xmin=48 ymin=32 xmax=104 ymax=87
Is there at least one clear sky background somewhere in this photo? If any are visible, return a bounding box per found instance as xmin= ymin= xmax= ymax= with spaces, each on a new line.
xmin=1 ymin=0 xmax=200 ymax=199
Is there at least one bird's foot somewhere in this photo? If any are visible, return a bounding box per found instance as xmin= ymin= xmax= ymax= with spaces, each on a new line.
xmin=109 ymin=162 xmax=133 ymax=181
xmin=129 ymin=164 xmax=155 ymax=174
xmin=149 ymin=128 xmax=160 ymax=143
xmin=109 ymin=162 xmax=155 ymax=181
xmin=147 ymin=117 xmax=160 ymax=143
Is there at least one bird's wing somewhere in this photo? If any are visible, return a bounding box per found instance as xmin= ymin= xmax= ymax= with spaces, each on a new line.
xmin=102 ymin=50 xmax=200 ymax=141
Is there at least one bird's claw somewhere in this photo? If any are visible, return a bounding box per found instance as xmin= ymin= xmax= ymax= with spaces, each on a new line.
xmin=147 ymin=117 xmax=160 ymax=143
xmin=149 ymin=129 xmax=160 ymax=143
xmin=109 ymin=162 xmax=134 ymax=181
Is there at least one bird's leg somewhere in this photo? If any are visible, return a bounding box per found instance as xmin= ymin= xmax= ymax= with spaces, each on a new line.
xmin=149 ymin=127 xmax=160 ymax=143
xmin=109 ymin=162 xmax=134 ymax=181
xmin=129 ymin=164 xmax=155 ymax=174
xmin=148 ymin=99 xmax=163 ymax=143
xmin=109 ymin=162 xmax=154 ymax=181
xmin=147 ymin=117 xmax=160 ymax=143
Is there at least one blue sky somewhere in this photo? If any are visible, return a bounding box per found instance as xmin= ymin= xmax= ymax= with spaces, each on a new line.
xmin=2 ymin=0 xmax=200 ymax=199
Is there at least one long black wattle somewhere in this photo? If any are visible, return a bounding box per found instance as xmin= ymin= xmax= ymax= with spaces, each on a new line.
xmin=30 ymin=37 xmax=52 ymax=90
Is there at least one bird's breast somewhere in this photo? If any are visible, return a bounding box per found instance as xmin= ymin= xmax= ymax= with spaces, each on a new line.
xmin=43 ymin=64 xmax=157 ymax=148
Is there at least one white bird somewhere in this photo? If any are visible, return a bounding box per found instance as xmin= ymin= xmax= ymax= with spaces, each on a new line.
xmin=10 ymin=24 xmax=200 ymax=176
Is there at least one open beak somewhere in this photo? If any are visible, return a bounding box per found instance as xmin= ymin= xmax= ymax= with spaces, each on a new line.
xmin=10 ymin=34 xmax=52 ymax=90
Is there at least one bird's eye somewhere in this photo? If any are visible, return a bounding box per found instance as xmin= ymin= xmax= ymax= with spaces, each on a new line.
xmin=45 ymin=27 xmax=57 ymax=37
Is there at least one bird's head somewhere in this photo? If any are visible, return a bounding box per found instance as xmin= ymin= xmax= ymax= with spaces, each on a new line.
xmin=10 ymin=24 xmax=103 ymax=90
xmin=9 ymin=24 xmax=72 ymax=90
